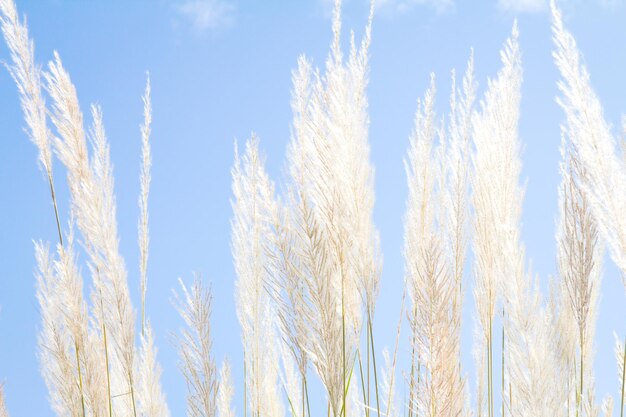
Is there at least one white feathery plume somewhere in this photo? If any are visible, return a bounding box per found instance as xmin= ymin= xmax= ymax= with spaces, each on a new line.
xmin=551 ymin=0 xmax=626 ymax=292
xmin=469 ymin=27 xmax=517 ymax=416
xmin=472 ymin=22 xmax=561 ymax=417
xmin=137 ymin=325 xmax=170 ymax=417
xmin=404 ymin=73 xmax=465 ymax=417
xmin=135 ymin=76 xmax=169 ymax=417
xmin=217 ymin=361 xmax=235 ymax=417
xmin=280 ymin=3 xmax=380 ymax=413
xmin=231 ymin=135 xmax=284 ymax=417
xmin=0 ymin=384 xmax=8 ymax=417
xmin=35 ymin=241 xmax=84 ymax=417
xmin=45 ymin=54 xmax=138 ymax=415
xmin=557 ymin=135 xmax=603 ymax=417
xmin=601 ymin=396 xmax=613 ymax=417
xmin=174 ymin=278 xmax=218 ymax=417
xmin=139 ymin=75 xmax=152 ymax=336
xmin=404 ymin=75 xmax=437 ymax=417
xmin=548 ymin=276 xmax=577 ymax=417
xmin=445 ymin=52 xmax=476 ymax=297
xmin=0 ymin=0 xmax=55 ymax=190
xmin=277 ymin=338 xmax=303 ymax=417
xmin=379 ymin=349 xmax=398 ymax=417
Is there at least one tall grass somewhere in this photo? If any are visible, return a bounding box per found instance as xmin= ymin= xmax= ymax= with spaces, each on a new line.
xmin=0 ymin=0 xmax=624 ymax=417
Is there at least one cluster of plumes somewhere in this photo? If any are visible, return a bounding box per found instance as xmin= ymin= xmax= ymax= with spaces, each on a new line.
xmin=231 ymin=137 xmax=283 ymax=417
xmin=173 ymin=278 xmax=234 ymax=417
xmin=551 ymin=0 xmax=626 ymax=293
xmin=2 ymin=0 xmax=626 ymax=416
xmin=0 ymin=0 xmax=172 ymax=415
xmin=551 ymin=0 xmax=626 ymax=414
xmin=472 ymin=22 xmax=562 ymax=417
xmin=403 ymin=57 xmax=474 ymax=416
xmin=231 ymin=1 xmax=382 ymax=417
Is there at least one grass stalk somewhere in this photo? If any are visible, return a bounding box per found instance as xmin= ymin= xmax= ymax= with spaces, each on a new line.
xmin=358 ymin=349 xmax=368 ymax=416
xmin=100 ymin=291 xmax=113 ymax=417
xmin=580 ymin=330 xmax=584 ymax=417
xmin=501 ymin=325 xmax=504 ymax=417
xmin=488 ymin=314 xmax=493 ymax=417
xmin=304 ymin=375 xmax=311 ymax=417
xmin=619 ymin=337 xmax=626 ymax=417
xmin=74 ymin=342 xmax=86 ymax=417
xmin=244 ymin=350 xmax=247 ymax=417
xmin=368 ymin=314 xmax=381 ymax=417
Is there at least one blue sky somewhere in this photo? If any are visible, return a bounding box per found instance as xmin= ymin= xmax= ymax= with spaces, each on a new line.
xmin=0 ymin=0 xmax=625 ymax=416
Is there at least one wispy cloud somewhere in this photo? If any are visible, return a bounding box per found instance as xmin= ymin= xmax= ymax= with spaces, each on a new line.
xmin=374 ymin=0 xmax=455 ymax=14
xmin=497 ymin=0 xmax=546 ymax=13
xmin=175 ymin=0 xmax=236 ymax=34
xmin=598 ymin=0 xmax=623 ymax=10
xmin=318 ymin=0 xmax=454 ymax=16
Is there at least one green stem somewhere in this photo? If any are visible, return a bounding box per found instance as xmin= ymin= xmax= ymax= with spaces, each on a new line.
xmin=488 ymin=315 xmax=493 ymax=417
xmin=620 ymin=337 xmax=626 ymax=417
xmin=368 ymin=314 xmax=381 ymax=417
xmin=100 ymin=291 xmax=112 ymax=417
xmin=358 ymin=349 xmax=368 ymax=416
xmin=129 ymin=373 xmax=138 ymax=417
xmin=367 ymin=321 xmax=370 ymax=417
xmin=244 ymin=350 xmax=247 ymax=417
xmin=305 ymin=375 xmax=311 ymax=417
xmin=74 ymin=342 xmax=86 ymax=417
xmin=46 ymin=173 xmax=64 ymax=247
xmin=502 ymin=321 xmax=505 ymax=417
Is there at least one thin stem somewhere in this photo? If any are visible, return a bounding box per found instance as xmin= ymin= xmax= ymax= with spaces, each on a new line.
xmin=129 ymin=373 xmax=138 ymax=417
xmin=367 ymin=320 xmax=371 ymax=417
xmin=358 ymin=349 xmax=368 ymax=416
xmin=47 ymin=173 xmax=64 ymax=247
xmin=368 ymin=314 xmax=381 ymax=417
xmin=305 ymin=375 xmax=311 ymax=417
xmin=580 ymin=330 xmax=584 ymax=417
xmin=244 ymin=350 xmax=247 ymax=417
xmin=619 ymin=337 xmax=626 ymax=417
xmin=488 ymin=314 xmax=493 ymax=417
xmin=74 ymin=342 xmax=86 ymax=417
xmin=502 ymin=321 xmax=505 ymax=417
xmin=100 ymin=290 xmax=112 ymax=417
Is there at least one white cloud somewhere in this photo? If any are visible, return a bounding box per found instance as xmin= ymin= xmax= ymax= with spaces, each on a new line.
xmin=318 ymin=0 xmax=454 ymax=16
xmin=497 ymin=0 xmax=547 ymax=13
xmin=175 ymin=0 xmax=235 ymax=34
xmin=599 ymin=0 xmax=622 ymax=10
xmin=374 ymin=0 xmax=455 ymax=14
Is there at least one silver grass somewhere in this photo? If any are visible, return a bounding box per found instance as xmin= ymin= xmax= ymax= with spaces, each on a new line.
xmin=472 ymin=23 xmax=561 ymax=417
xmin=602 ymin=396 xmax=613 ymax=417
xmin=0 ymin=0 xmax=50 ymax=171
xmin=0 ymin=0 xmax=63 ymax=242
xmin=35 ymin=241 xmax=84 ymax=417
xmin=137 ymin=325 xmax=170 ymax=417
xmin=174 ymin=278 xmax=218 ymax=417
xmin=557 ymin=137 xmax=603 ymax=417
xmin=231 ymin=135 xmax=284 ymax=417
xmin=277 ymin=337 xmax=303 ymax=417
xmin=551 ymin=0 xmax=626 ymax=292
xmin=217 ymin=361 xmax=235 ymax=417
xmin=139 ymin=75 xmax=152 ymax=336
xmin=277 ymin=1 xmax=380 ymax=414
xmin=404 ymin=74 xmax=465 ymax=417
xmin=379 ymin=349 xmax=398 ymax=417
xmin=45 ymin=52 xmax=138 ymax=414
xmin=548 ymin=277 xmax=577 ymax=417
